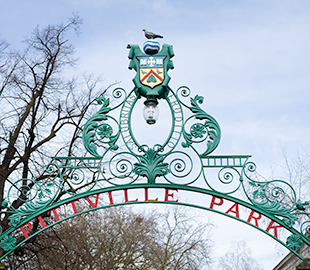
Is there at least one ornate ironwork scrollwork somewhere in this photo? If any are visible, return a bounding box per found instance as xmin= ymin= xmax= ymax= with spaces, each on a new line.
xmin=1 ymin=84 xmax=310 ymax=260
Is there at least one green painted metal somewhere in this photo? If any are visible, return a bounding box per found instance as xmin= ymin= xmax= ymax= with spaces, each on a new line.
xmin=0 ymin=184 xmax=308 ymax=261
xmin=0 ymin=42 xmax=309 ymax=261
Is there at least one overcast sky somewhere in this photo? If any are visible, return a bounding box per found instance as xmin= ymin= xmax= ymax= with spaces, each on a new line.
xmin=1 ymin=1 xmax=310 ymax=269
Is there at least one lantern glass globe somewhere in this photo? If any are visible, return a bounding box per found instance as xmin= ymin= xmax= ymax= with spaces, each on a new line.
xmin=143 ymin=103 xmax=159 ymax=125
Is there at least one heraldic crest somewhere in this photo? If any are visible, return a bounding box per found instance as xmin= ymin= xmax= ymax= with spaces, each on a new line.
xmin=127 ymin=43 xmax=174 ymax=99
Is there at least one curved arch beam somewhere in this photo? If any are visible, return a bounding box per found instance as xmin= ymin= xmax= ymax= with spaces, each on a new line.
xmin=0 ymin=184 xmax=308 ymax=261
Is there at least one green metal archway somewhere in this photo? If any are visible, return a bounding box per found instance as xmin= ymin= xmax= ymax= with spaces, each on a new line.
xmin=0 ymin=41 xmax=309 ymax=262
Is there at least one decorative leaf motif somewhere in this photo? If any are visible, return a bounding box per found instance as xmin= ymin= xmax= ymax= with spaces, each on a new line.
xmin=249 ymin=181 xmax=257 ymax=187
xmin=253 ymin=190 xmax=259 ymax=198
xmin=295 ymin=200 xmax=310 ymax=211
xmin=8 ymin=200 xmax=51 ymax=227
xmin=253 ymin=200 xmax=297 ymax=227
xmin=182 ymin=95 xmax=221 ymax=156
xmin=82 ymin=96 xmax=119 ymax=157
xmin=0 ymin=235 xmax=17 ymax=251
xmin=189 ymin=95 xmax=205 ymax=118
xmin=190 ymin=123 xmax=207 ymax=138
xmin=181 ymin=131 xmax=192 ymax=148
xmin=38 ymin=191 xmax=44 ymax=199
xmin=97 ymin=123 xmax=119 ymax=151
xmin=133 ymin=148 xmax=169 ymax=184
xmin=286 ymin=234 xmax=303 ymax=250
xmin=97 ymin=123 xmax=113 ymax=139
